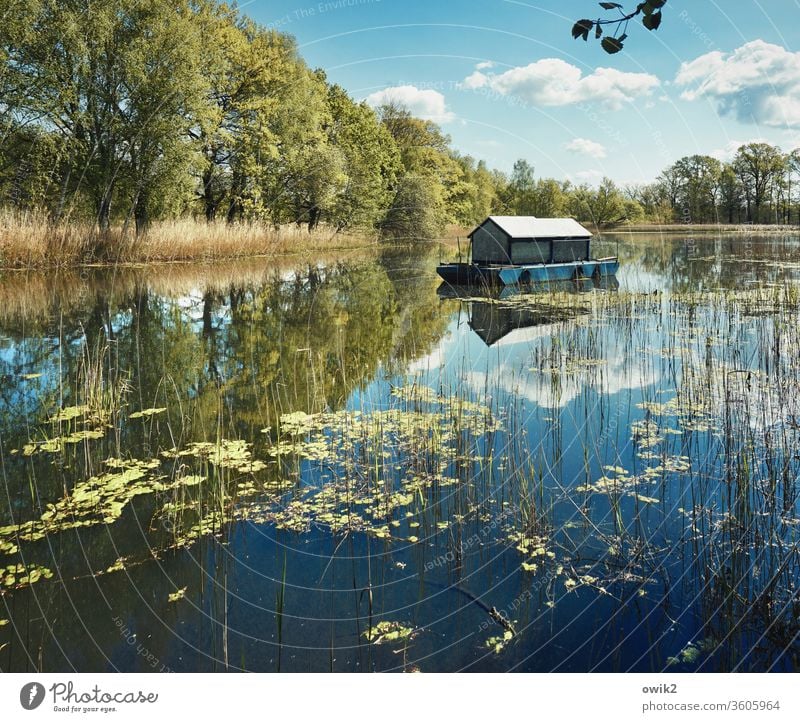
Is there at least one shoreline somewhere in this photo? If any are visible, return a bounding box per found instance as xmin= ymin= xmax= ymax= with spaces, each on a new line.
xmin=0 ymin=213 xmax=461 ymax=270
xmin=0 ymin=243 xmax=382 ymax=272
xmin=602 ymin=223 xmax=800 ymax=235
xmin=4 ymin=219 xmax=798 ymax=271
xmin=0 ymin=214 xmax=386 ymax=270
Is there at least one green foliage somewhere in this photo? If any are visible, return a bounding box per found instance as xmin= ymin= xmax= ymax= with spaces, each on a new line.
xmin=569 ymin=177 xmax=631 ymax=227
xmin=193 ymin=4 xmax=300 ymax=223
xmin=380 ymin=173 xmax=442 ymax=241
xmin=324 ymin=85 xmax=401 ymax=230
xmin=622 ymin=142 xmax=800 ymax=225
xmin=733 ymin=142 xmax=787 ymax=223
xmin=3 ymin=0 xmax=797 ymax=251
xmin=509 ymin=160 xmax=536 ymax=215
xmin=2 ymin=0 xmax=209 ymax=232
xmin=671 ymin=155 xmax=722 ymax=223
xmin=0 ymin=1 xmax=437 ymax=241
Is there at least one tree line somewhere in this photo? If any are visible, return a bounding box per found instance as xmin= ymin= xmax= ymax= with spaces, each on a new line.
xmin=627 ymin=144 xmax=800 ymax=226
xmin=0 ymin=0 xmax=506 ymax=242
xmin=496 ymin=143 xmax=800 ymax=228
xmin=1 ymin=1 xmax=797 ymax=246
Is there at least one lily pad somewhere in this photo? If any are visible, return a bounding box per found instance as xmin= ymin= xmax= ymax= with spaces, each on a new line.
xmin=168 ymin=587 xmax=187 ymax=603
xmin=129 ymin=407 xmax=167 ymax=419
xmin=364 ymin=620 xmax=414 ymax=645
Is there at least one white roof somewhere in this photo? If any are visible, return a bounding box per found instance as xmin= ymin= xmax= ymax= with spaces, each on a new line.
xmin=475 ymin=216 xmax=591 ymax=239
xmin=492 ymin=322 xmax=567 ymax=348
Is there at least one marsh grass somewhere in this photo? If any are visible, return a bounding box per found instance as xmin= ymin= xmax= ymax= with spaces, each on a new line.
xmin=0 ymin=210 xmax=376 ymax=268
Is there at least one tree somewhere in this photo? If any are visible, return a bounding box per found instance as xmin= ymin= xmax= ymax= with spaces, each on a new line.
xmin=570 ymin=177 xmax=629 ymax=227
xmin=4 ymin=0 xmax=207 ymax=235
xmin=784 ymin=149 xmax=800 ymax=225
xmin=509 ymin=159 xmax=536 ymax=215
xmin=192 ymin=7 xmax=304 ymax=224
xmin=324 ymin=85 xmax=400 ymax=230
xmin=472 ymin=160 xmax=501 ymax=220
xmin=572 ymin=1 xmax=667 ymax=55
xmin=0 ymin=124 xmax=64 ymax=214
xmin=718 ymin=164 xmax=743 ymax=224
xmin=733 ymin=143 xmax=785 ymax=223
xmin=440 ymin=155 xmax=502 ymax=225
xmin=120 ymin=1 xmax=208 ymax=235
xmin=252 ymin=66 xmax=333 ymax=227
xmin=672 ymin=155 xmax=722 ymax=223
xmin=376 ymin=102 xmax=464 ymax=234
xmin=624 ymin=182 xmax=672 ymax=223
xmin=656 ymin=165 xmax=682 ymax=213
xmin=380 ymin=173 xmax=441 ymax=241
xmin=531 ymin=179 xmax=566 ymax=217
xmin=377 ymin=103 xmax=450 ymax=167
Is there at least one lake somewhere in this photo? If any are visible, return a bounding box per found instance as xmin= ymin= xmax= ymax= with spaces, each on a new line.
xmin=1 ymin=233 xmax=800 ymax=672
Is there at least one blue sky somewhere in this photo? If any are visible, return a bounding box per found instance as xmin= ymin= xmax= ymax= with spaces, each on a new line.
xmin=243 ymin=0 xmax=800 ymax=185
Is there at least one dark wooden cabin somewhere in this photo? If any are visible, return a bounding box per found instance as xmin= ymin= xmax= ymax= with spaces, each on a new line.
xmin=469 ymin=216 xmax=592 ymax=265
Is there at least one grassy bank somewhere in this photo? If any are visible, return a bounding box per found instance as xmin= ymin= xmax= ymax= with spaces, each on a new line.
xmin=0 ymin=211 xmax=378 ymax=268
xmin=608 ymin=222 xmax=800 ymax=234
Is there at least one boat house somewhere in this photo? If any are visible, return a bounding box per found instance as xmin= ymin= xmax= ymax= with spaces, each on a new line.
xmin=469 ymin=216 xmax=592 ymax=265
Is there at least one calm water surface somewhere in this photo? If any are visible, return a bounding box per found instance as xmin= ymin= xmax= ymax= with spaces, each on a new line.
xmin=1 ymin=234 xmax=800 ymax=672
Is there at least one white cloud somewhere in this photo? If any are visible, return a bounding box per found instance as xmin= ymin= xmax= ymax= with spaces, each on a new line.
xmin=570 ymin=169 xmax=604 ymax=185
xmin=461 ymin=59 xmax=659 ymax=110
xmin=475 ymin=61 xmax=495 ymax=70
xmin=565 ymin=138 xmax=607 ymax=159
xmin=365 ymin=85 xmax=455 ymax=124
xmin=462 ymin=71 xmax=489 ymax=90
xmin=466 ymin=356 xmax=659 ymax=410
xmin=676 ymin=40 xmax=800 ymax=128
xmin=709 ymin=138 xmax=769 ymax=162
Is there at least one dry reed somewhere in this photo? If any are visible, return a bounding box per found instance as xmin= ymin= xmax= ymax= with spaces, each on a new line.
xmin=0 ymin=210 xmax=376 ymax=268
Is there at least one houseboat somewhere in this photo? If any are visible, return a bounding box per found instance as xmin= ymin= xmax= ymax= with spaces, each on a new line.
xmin=436 ymin=216 xmax=619 ymax=286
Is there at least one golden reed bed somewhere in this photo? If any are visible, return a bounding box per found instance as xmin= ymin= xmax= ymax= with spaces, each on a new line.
xmin=0 ymin=211 xmax=376 ymax=268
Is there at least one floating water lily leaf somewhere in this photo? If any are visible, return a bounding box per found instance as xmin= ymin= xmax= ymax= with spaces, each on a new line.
xmin=485 ymin=629 xmax=514 ymax=654
xmin=49 ymin=405 xmax=89 ymax=422
xmin=364 ymin=620 xmax=414 ymax=645
xmin=22 ymin=428 xmax=106 ymax=456
xmin=680 ymin=644 xmax=700 ymax=664
xmin=0 ymin=539 xmax=19 ymax=555
xmin=129 ymin=407 xmax=167 ymax=419
xmin=674 ymin=638 xmax=715 ymax=665
xmin=168 ymin=587 xmax=187 ymax=603
xmin=105 ymin=558 xmax=126 ymax=573
xmin=0 ymin=457 xmax=208 ymax=550
xmin=1 ymin=563 xmax=53 ymax=589
xmin=277 ymin=410 xmax=317 ymax=435
xmin=165 ymin=439 xmax=266 ymax=473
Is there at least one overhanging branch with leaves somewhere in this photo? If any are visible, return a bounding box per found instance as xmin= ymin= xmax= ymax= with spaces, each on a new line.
xmin=573 ymin=1 xmax=666 ymax=54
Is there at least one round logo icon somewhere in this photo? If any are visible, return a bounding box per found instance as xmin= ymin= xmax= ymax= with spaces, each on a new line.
xmin=20 ymin=682 xmax=45 ymax=711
